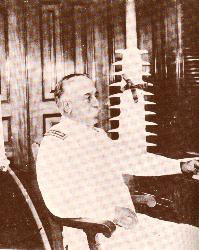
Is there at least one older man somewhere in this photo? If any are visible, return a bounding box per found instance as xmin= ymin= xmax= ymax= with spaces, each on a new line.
xmin=36 ymin=74 xmax=138 ymax=249
xmin=36 ymin=74 xmax=199 ymax=250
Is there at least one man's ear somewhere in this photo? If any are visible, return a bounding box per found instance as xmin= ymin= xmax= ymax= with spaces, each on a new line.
xmin=63 ymin=100 xmax=72 ymax=114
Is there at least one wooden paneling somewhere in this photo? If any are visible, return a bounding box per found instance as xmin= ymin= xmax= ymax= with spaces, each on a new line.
xmin=26 ymin=0 xmax=60 ymax=153
xmin=136 ymin=0 xmax=188 ymax=157
xmin=85 ymin=6 xmax=95 ymax=80
xmin=0 ymin=7 xmax=9 ymax=103
xmin=2 ymin=0 xmax=190 ymax=165
xmin=0 ymin=4 xmax=13 ymax=160
xmin=0 ymin=0 xmax=127 ymax=168
xmin=26 ymin=0 xmax=42 ymax=151
xmin=0 ymin=5 xmax=10 ymax=139
xmin=4 ymin=0 xmax=28 ymax=167
xmin=74 ymin=5 xmax=87 ymax=73
xmin=41 ymin=3 xmax=64 ymax=100
xmin=152 ymin=0 xmax=181 ymax=156
xmin=61 ymin=3 xmax=75 ymax=75
xmin=10 ymin=0 xmax=28 ymax=165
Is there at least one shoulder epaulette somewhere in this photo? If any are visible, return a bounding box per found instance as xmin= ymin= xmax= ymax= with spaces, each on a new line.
xmin=45 ymin=130 xmax=67 ymax=140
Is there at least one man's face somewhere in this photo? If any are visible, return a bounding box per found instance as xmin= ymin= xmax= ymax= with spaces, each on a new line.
xmin=62 ymin=76 xmax=99 ymax=126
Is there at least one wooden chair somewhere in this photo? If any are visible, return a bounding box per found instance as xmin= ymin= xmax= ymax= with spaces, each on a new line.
xmin=3 ymin=163 xmax=116 ymax=250
xmin=46 ymin=211 xmax=116 ymax=250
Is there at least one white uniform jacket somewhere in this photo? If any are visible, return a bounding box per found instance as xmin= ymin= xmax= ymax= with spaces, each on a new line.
xmin=36 ymin=117 xmax=133 ymax=221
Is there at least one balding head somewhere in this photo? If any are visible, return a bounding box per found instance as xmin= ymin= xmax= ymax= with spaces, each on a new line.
xmin=54 ymin=74 xmax=87 ymax=103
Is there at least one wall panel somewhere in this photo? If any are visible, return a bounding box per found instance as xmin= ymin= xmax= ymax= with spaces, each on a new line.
xmin=41 ymin=3 xmax=64 ymax=100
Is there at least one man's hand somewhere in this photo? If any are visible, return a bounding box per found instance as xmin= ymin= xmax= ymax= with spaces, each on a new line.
xmin=180 ymin=160 xmax=199 ymax=176
xmin=113 ymin=206 xmax=138 ymax=230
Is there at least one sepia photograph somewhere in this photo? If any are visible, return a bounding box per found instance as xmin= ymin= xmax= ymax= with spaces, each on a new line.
xmin=0 ymin=0 xmax=199 ymax=249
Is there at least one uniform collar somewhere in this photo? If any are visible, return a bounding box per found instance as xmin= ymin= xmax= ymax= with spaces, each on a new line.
xmin=60 ymin=116 xmax=95 ymax=132
xmin=59 ymin=116 xmax=107 ymax=140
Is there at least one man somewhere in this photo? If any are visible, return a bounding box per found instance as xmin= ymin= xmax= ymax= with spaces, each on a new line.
xmin=36 ymin=74 xmax=138 ymax=249
xmin=36 ymin=74 xmax=199 ymax=249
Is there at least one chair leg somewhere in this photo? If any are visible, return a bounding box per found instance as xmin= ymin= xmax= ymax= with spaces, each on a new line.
xmin=48 ymin=216 xmax=64 ymax=250
xmin=84 ymin=231 xmax=102 ymax=250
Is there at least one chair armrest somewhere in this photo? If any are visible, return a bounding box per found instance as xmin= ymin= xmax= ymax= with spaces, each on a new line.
xmin=55 ymin=217 xmax=116 ymax=238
